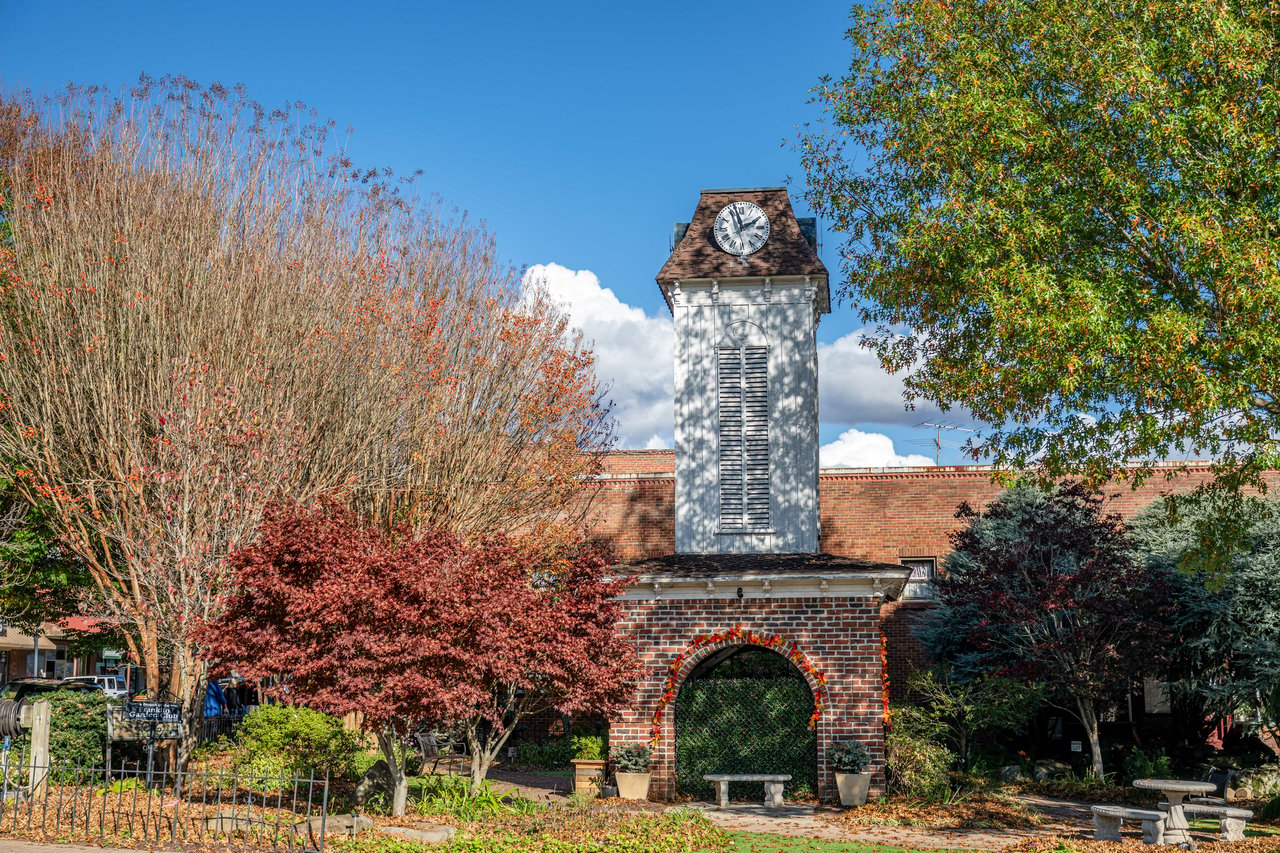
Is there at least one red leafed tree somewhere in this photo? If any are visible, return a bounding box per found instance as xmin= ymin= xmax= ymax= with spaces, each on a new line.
xmin=919 ymin=483 xmax=1174 ymax=778
xmin=200 ymin=500 xmax=636 ymax=813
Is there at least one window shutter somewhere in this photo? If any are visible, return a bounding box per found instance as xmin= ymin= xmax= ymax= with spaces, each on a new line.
xmin=718 ymin=345 xmax=769 ymax=531
xmin=718 ymin=348 xmax=744 ymax=530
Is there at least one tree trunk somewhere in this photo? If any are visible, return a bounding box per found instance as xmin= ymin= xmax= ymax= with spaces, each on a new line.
xmin=376 ymin=730 xmax=409 ymax=817
xmin=464 ymin=719 xmax=518 ymax=795
xmin=1077 ymin=697 xmax=1105 ymax=779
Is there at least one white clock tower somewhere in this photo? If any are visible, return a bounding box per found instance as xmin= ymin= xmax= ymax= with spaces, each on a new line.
xmin=656 ymin=187 xmax=830 ymax=555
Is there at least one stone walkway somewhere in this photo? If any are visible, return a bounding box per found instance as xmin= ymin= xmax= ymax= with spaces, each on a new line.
xmin=483 ymin=767 xmax=1101 ymax=850
xmin=682 ymin=801 xmax=1077 ymax=850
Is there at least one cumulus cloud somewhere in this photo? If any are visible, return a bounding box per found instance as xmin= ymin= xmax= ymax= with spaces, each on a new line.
xmin=820 ymin=428 xmax=935 ymax=468
xmin=524 ymin=266 xmax=953 ymax=459
xmin=818 ymin=331 xmax=940 ymax=426
xmin=523 ymin=263 xmax=675 ymax=448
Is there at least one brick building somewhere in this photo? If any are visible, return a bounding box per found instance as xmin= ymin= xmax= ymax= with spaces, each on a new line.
xmin=602 ymin=188 xmax=910 ymax=802
xmin=594 ymin=186 xmax=1241 ymax=802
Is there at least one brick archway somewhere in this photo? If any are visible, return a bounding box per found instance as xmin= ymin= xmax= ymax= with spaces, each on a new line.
xmin=647 ymin=631 xmax=830 ymax=800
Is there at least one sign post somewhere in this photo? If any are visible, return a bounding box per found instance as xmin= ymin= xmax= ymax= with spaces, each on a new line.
xmin=123 ymin=701 xmax=181 ymax=786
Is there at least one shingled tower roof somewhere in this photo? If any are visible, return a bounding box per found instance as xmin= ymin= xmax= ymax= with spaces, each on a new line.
xmin=656 ymin=187 xmax=829 ymax=312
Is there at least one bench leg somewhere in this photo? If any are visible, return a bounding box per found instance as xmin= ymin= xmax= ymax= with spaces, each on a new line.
xmin=1093 ymin=814 xmax=1123 ymax=842
xmin=1141 ymin=817 xmax=1166 ymax=845
xmin=714 ymin=780 xmax=729 ymax=809
xmin=763 ymin=781 xmax=785 ymax=807
xmin=1220 ymin=818 xmax=1246 ymax=842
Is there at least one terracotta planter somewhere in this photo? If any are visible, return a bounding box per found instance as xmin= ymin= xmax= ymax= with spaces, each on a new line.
xmin=835 ymin=772 xmax=872 ymax=807
xmin=615 ymin=771 xmax=651 ymax=801
xmin=571 ymin=759 xmax=605 ymax=798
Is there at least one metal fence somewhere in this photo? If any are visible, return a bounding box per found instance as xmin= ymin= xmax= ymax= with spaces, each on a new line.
xmin=0 ymin=748 xmax=329 ymax=851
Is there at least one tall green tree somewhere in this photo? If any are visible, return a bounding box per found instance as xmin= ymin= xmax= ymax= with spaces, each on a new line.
xmin=920 ymin=483 xmax=1174 ymax=778
xmin=1132 ymin=495 xmax=1280 ymax=743
xmin=800 ymin=0 xmax=1280 ymax=552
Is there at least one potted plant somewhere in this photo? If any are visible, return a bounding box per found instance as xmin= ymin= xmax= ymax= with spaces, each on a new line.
xmin=611 ymin=743 xmax=652 ymax=801
xmin=830 ymin=739 xmax=872 ymax=806
xmin=569 ymin=733 xmax=606 ymax=797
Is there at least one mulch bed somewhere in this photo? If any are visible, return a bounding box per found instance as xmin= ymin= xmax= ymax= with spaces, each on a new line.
xmin=825 ymin=794 xmax=1045 ymax=829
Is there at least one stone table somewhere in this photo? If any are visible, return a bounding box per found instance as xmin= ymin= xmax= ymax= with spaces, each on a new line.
xmin=1132 ymin=778 xmax=1217 ymax=848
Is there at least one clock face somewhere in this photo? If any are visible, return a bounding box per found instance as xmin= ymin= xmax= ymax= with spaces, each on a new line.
xmin=713 ymin=201 xmax=770 ymax=256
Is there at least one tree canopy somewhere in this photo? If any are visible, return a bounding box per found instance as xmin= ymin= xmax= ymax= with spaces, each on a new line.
xmin=200 ymin=500 xmax=636 ymax=813
xmin=800 ymin=0 xmax=1280 ymax=501
xmin=0 ymin=78 xmax=612 ymax=762
xmin=920 ymin=483 xmax=1173 ymax=777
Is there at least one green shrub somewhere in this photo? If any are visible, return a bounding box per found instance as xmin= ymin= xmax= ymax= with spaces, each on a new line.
xmin=412 ymin=774 xmax=539 ymax=821
xmin=610 ymin=743 xmax=651 ymax=774
xmin=885 ymin=704 xmax=953 ymax=799
xmin=236 ymin=705 xmax=360 ymax=778
xmin=514 ymin=738 xmax=575 ymax=769
xmin=571 ymin=734 xmax=605 ymax=761
xmin=1258 ymin=794 xmax=1280 ymax=822
xmin=829 ymin=739 xmax=870 ymax=773
xmin=14 ymin=690 xmax=112 ymax=767
xmin=1120 ymin=746 xmax=1172 ymax=783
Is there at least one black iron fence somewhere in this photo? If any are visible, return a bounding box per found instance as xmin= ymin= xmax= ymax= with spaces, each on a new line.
xmin=0 ymin=747 xmax=328 ymax=851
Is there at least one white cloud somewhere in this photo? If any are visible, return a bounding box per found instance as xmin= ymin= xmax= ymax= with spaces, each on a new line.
xmin=524 ymin=266 xmax=956 ymax=455
xmin=818 ymin=331 xmax=940 ymax=426
xmin=523 ymin=263 xmax=675 ymax=448
xmin=820 ymin=428 xmax=935 ymax=468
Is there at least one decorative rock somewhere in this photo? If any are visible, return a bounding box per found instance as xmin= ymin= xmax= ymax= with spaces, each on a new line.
xmin=383 ymin=824 xmax=457 ymax=843
xmin=1235 ymin=764 xmax=1280 ymax=800
xmin=354 ymin=759 xmax=396 ymax=806
xmin=1032 ymin=759 xmax=1073 ymax=782
xmin=312 ymin=813 xmax=374 ymax=837
xmin=998 ymin=765 xmax=1025 ymax=783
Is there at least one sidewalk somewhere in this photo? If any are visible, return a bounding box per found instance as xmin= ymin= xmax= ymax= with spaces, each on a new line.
xmin=0 ymin=841 xmax=134 ymax=853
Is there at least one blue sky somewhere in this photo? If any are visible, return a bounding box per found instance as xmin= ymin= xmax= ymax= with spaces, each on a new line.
xmin=1 ymin=0 xmax=975 ymax=465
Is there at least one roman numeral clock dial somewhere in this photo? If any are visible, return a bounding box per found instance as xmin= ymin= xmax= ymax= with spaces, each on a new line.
xmin=713 ymin=201 xmax=769 ymax=257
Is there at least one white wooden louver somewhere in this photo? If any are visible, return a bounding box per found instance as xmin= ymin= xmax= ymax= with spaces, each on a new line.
xmin=718 ymin=345 xmax=769 ymax=531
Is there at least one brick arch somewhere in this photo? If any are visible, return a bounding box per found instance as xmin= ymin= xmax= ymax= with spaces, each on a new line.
xmin=647 ymin=631 xmax=831 ymax=790
xmin=664 ymin=634 xmax=826 ymax=710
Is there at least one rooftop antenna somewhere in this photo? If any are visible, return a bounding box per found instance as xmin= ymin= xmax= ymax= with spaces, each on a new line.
xmin=912 ymin=422 xmax=977 ymax=465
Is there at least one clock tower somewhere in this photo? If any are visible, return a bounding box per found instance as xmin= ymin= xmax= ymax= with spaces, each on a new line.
xmin=656 ymin=187 xmax=829 ymax=554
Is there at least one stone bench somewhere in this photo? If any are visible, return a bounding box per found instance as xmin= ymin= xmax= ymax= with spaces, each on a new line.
xmin=1179 ymin=803 xmax=1254 ymax=841
xmin=703 ymin=773 xmax=792 ymax=808
xmin=1091 ymin=805 xmax=1167 ymax=844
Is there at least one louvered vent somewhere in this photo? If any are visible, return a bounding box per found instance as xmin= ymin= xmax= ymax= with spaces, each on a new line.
xmin=718 ymin=345 xmax=770 ymax=531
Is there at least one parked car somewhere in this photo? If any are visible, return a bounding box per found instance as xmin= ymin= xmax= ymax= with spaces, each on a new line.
xmin=62 ymin=675 xmax=127 ymax=699
xmin=0 ymin=677 xmax=102 ymax=738
xmin=0 ymin=677 xmax=102 ymax=703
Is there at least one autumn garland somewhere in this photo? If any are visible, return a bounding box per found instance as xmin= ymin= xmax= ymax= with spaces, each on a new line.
xmin=880 ymin=631 xmax=892 ymax=729
xmin=648 ymin=626 xmax=829 ymax=748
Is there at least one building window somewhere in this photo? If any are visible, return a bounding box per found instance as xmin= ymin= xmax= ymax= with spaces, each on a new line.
xmin=901 ymin=558 xmax=936 ymax=600
xmin=718 ymin=344 xmax=769 ymax=531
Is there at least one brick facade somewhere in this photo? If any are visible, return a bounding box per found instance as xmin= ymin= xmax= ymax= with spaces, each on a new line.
xmin=610 ymin=596 xmax=888 ymax=801
xmin=591 ymin=452 xmax=1280 ymax=799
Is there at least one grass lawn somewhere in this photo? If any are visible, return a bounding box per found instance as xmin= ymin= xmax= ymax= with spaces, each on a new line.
xmin=1187 ymin=817 xmax=1280 ymax=837
xmin=714 ymin=832 xmax=950 ymax=853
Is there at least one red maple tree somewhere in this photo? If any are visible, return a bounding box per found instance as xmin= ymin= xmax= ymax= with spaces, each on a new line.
xmin=200 ymin=500 xmax=636 ymax=813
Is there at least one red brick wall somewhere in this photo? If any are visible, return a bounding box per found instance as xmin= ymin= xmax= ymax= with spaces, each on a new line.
xmin=584 ymin=476 xmax=675 ymax=562
xmin=610 ymin=596 xmax=887 ymax=802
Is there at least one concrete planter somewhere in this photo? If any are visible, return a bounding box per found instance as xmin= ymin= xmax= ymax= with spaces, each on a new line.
xmin=571 ymin=759 xmax=605 ymax=798
xmin=615 ymin=771 xmax=651 ymax=801
xmin=835 ymin=772 xmax=872 ymax=807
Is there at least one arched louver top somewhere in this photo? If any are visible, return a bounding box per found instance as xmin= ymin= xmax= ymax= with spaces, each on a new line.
xmin=718 ymin=344 xmax=770 ymax=532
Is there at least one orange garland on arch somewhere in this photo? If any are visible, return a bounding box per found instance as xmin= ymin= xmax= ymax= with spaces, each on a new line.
xmin=648 ymin=626 xmax=829 ymax=748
